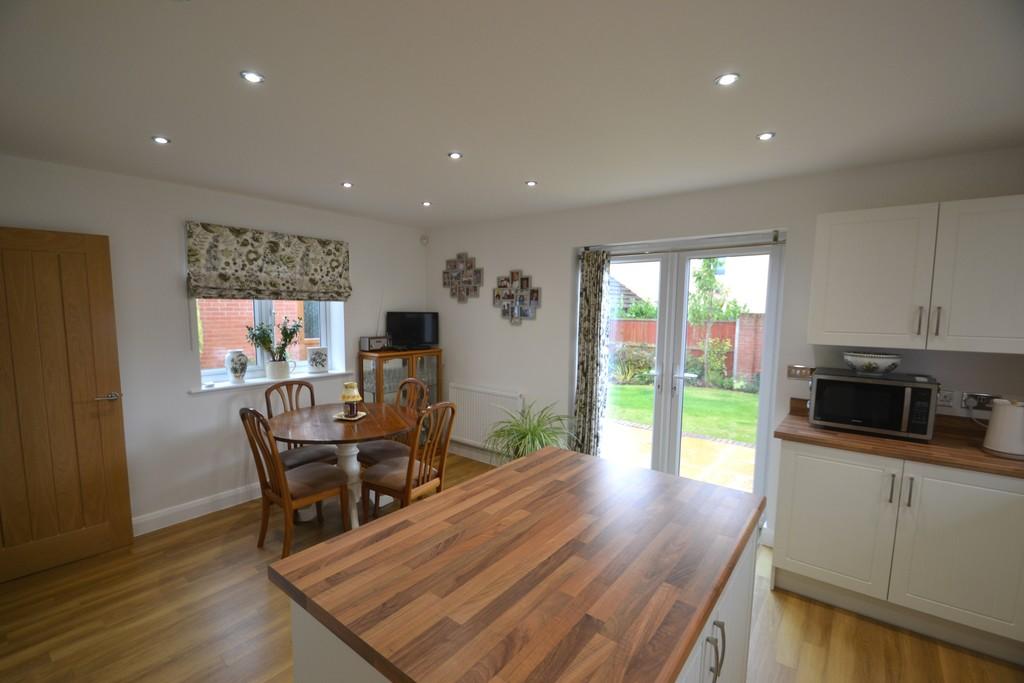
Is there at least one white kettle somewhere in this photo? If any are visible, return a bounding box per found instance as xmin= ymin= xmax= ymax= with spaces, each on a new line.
xmin=983 ymin=399 xmax=1024 ymax=459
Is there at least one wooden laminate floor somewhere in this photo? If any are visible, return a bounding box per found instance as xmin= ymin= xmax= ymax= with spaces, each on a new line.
xmin=0 ymin=454 xmax=1020 ymax=683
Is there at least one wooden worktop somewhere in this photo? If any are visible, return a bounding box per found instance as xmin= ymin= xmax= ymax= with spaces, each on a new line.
xmin=774 ymin=400 xmax=1024 ymax=479
xmin=270 ymin=447 xmax=765 ymax=683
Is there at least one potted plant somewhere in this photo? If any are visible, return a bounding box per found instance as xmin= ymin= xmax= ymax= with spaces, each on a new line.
xmin=246 ymin=317 xmax=303 ymax=380
xmin=483 ymin=402 xmax=574 ymax=464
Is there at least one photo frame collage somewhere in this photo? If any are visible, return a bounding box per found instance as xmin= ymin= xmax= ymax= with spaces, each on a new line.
xmin=493 ymin=270 xmax=541 ymax=325
xmin=442 ymin=252 xmax=484 ymax=303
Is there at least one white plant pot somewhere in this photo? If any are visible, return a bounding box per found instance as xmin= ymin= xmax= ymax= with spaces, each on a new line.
xmin=224 ymin=350 xmax=248 ymax=384
xmin=266 ymin=360 xmax=295 ymax=380
xmin=308 ymin=346 xmax=328 ymax=374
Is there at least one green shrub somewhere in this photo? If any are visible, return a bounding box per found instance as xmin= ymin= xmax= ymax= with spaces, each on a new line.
xmin=609 ymin=343 xmax=655 ymax=385
xmin=706 ymin=338 xmax=732 ymax=389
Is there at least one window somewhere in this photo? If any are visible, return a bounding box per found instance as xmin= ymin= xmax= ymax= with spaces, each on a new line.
xmin=195 ymin=298 xmax=338 ymax=383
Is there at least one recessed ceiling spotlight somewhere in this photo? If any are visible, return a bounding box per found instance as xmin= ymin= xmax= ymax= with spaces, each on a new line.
xmin=422 ymin=201 xmax=432 ymax=207
xmin=757 ymin=131 xmax=776 ymax=141
xmin=240 ymin=71 xmax=265 ymax=84
xmin=341 ymin=181 xmax=353 ymax=189
xmin=525 ymin=180 xmax=538 ymax=187
xmin=447 ymin=151 xmax=463 ymax=160
xmin=151 ymin=135 xmax=171 ymax=145
xmin=714 ymin=73 xmax=740 ymax=87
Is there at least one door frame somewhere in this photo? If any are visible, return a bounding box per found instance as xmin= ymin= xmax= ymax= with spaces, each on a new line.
xmin=663 ymin=245 xmax=783 ymax=498
xmin=572 ymin=235 xmax=784 ymax=501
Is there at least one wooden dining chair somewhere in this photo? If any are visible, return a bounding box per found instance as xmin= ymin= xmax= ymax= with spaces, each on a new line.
xmin=264 ymin=380 xmax=337 ymax=469
xmin=356 ymin=377 xmax=430 ymax=467
xmin=239 ymin=408 xmax=351 ymax=558
xmin=361 ymin=401 xmax=456 ymax=521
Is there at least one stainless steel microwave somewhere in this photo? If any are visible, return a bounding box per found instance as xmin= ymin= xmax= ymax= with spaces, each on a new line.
xmin=809 ymin=368 xmax=940 ymax=441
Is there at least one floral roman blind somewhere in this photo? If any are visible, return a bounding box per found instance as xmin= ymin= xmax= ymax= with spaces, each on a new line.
xmin=185 ymin=221 xmax=352 ymax=301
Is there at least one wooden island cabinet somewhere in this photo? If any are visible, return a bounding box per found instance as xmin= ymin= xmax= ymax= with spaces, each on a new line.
xmin=270 ymin=448 xmax=765 ymax=683
xmin=358 ymin=348 xmax=443 ymax=405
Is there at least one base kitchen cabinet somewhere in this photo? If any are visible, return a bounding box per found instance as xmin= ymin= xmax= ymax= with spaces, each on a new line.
xmin=774 ymin=443 xmax=903 ymax=600
xmin=774 ymin=439 xmax=1024 ymax=662
xmin=888 ymin=461 xmax=1024 ymax=641
xmin=676 ymin=532 xmax=757 ymax=683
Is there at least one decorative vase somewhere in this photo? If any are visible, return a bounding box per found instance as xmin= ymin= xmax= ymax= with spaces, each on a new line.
xmin=224 ymin=350 xmax=248 ymax=384
xmin=266 ymin=359 xmax=295 ymax=380
xmin=308 ymin=346 xmax=328 ymax=374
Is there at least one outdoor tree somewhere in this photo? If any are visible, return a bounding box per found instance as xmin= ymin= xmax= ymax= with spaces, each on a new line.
xmin=687 ymin=258 xmax=747 ymax=384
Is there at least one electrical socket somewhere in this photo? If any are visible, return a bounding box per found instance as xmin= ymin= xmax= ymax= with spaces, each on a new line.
xmin=936 ymin=390 xmax=954 ymax=408
xmin=962 ymin=392 xmax=998 ymax=410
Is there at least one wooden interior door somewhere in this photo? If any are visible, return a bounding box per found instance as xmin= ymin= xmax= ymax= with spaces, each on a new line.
xmin=0 ymin=226 xmax=132 ymax=582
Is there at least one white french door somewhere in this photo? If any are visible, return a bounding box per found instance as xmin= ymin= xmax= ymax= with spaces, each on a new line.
xmin=599 ymin=244 xmax=781 ymax=496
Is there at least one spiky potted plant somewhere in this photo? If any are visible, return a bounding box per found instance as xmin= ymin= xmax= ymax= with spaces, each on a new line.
xmin=246 ymin=317 xmax=303 ymax=380
xmin=483 ymin=402 xmax=574 ymax=464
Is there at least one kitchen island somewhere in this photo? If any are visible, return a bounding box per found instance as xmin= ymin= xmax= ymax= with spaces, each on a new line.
xmin=269 ymin=447 xmax=766 ymax=682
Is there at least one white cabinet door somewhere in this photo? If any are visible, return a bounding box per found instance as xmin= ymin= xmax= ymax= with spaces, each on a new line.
xmin=774 ymin=443 xmax=904 ymax=600
xmin=713 ymin=535 xmax=756 ymax=683
xmin=807 ymin=203 xmax=938 ymax=348
xmin=928 ymin=194 xmax=1024 ymax=353
xmin=889 ymin=462 xmax=1024 ymax=641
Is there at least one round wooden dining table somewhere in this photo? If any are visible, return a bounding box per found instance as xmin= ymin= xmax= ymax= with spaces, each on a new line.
xmin=268 ymin=402 xmax=418 ymax=529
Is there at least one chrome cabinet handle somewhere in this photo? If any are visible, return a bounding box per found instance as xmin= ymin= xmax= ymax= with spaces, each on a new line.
xmin=706 ymin=636 xmax=721 ymax=682
xmin=934 ymin=306 xmax=942 ymax=336
xmin=888 ymin=473 xmax=896 ymax=503
xmin=94 ymin=392 xmax=123 ymax=401
xmin=916 ymin=306 xmax=924 ymax=335
xmin=906 ymin=476 xmax=915 ymax=507
xmin=713 ymin=620 xmax=727 ymax=671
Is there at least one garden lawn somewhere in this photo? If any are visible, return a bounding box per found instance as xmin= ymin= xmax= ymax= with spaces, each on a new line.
xmin=606 ymin=384 xmax=760 ymax=445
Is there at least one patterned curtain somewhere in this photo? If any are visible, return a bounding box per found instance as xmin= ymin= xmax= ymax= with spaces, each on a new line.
xmin=185 ymin=221 xmax=352 ymax=301
xmin=573 ymin=249 xmax=611 ymax=456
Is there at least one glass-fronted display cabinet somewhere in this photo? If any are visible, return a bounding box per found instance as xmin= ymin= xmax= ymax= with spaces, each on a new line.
xmin=357 ymin=348 xmax=443 ymax=406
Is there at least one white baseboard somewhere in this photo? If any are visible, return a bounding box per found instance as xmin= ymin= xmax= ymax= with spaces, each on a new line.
xmin=132 ymin=482 xmax=261 ymax=536
xmin=449 ymin=441 xmax=501 ymax=466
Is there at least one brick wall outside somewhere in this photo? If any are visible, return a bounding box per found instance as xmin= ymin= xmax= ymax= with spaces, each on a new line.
xmin=197 ymin=299 xmax=316 ymax=370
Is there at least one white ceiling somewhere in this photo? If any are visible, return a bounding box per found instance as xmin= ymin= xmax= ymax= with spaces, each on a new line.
xmin=1 ymin=1 xmax=1023 ymax=229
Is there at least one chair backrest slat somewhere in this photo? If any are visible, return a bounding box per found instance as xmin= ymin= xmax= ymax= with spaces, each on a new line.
xmin=396 ymin=377 xmax=429 ymax=411
xmin=265 ymin=380 xmax=316 ymax=418
xmin=406 ymin=402 xmax=456 ymax=493
xmin=239 ymin=408 xmax=287 ymax=500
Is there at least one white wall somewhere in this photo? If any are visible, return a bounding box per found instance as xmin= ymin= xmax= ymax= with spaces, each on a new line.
xmin=0 ymin=154 xmax=427 ymax=533
xmin=426 ymin=146 xmax=1024 ymax=535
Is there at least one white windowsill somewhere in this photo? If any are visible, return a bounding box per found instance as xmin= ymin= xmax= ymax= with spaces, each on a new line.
xmin=188 ymin=370 xmax=352 ymax=395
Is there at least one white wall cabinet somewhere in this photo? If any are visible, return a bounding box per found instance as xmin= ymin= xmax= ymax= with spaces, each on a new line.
xmin=774 ymin=443 xmax=903 ymax=600
xmin=808 ymin=203 xmax=938 ymax=349
xmin=807 ymin=194 xmax=1024 ymax=353
xmin=888 ymin=461 xmax=1024 ymax=641
xmin=928 ymin=195 xmax=1024 ymax=353
xmin=776 ymin=442 xmax=1024 ymax=643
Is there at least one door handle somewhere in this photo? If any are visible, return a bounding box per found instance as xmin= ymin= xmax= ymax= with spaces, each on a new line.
xmin=906 ymin=476 xmax=915 ymax=507
xmin=915 ymin=306 xmax=924 ymax=335
xmin=706 ymin=635 xmax=721 ymax=682
xmin=713 ymin=620 xmax=727 ymax=671
xmin=888 ymin=473 xmax=896 ymax=503
xmin=934 ymin=306 xmax=942 ymax=336
xmin=94 ymin=392 xmax=123 ymax=401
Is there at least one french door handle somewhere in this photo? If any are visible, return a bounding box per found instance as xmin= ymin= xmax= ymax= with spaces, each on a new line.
xmin=95 ymin=391 xmax=123 ymax=401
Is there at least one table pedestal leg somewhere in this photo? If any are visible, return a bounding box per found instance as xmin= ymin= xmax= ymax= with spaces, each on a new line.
xmin=336 ymin=443 xmax=361 ymax=529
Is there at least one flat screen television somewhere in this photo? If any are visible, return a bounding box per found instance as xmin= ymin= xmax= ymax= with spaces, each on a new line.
xmin=385 ymin=312 xmax=439 ymax=348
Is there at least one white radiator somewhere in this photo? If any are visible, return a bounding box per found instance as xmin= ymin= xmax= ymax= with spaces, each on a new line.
xmin=448 ymin=383 xmax=524 ymax=448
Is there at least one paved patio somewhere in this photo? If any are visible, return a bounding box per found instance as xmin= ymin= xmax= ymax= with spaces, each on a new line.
xmin=600 ymin=420 xmax=755 ymax=493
